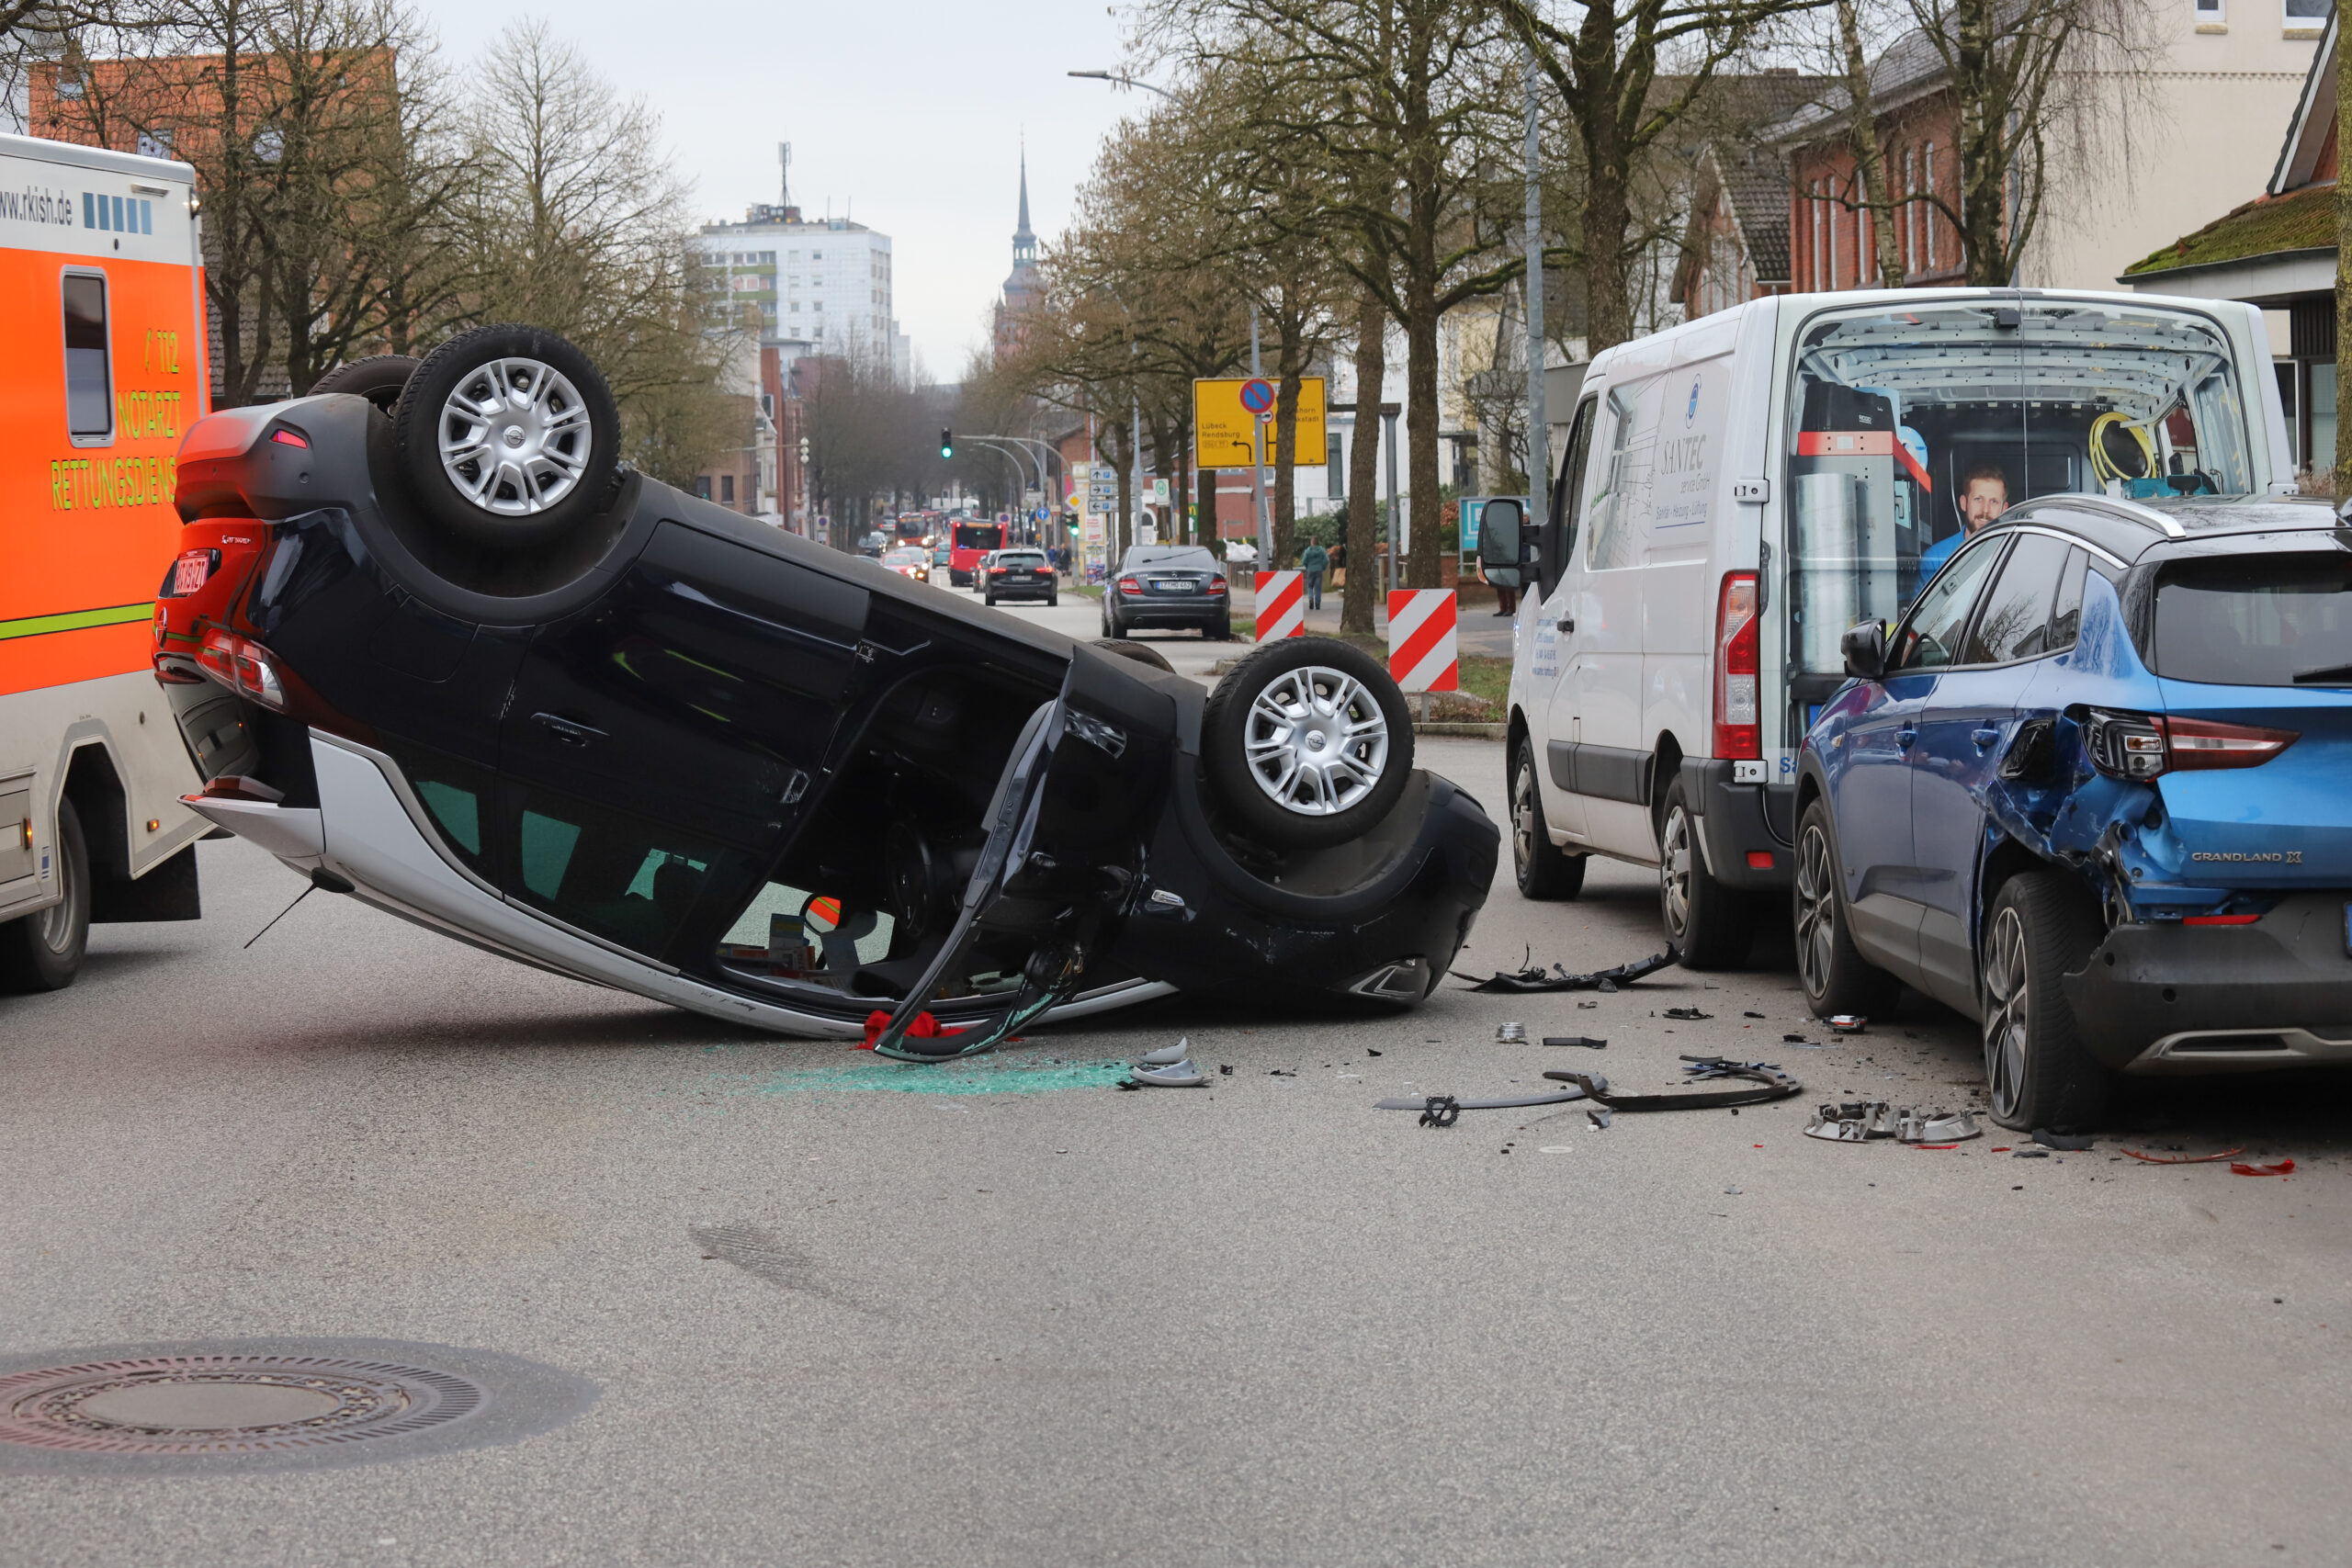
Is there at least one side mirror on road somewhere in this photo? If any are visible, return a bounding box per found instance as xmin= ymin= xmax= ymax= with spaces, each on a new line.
xmin=1840 ymin=620 xmax=1887 ymax=681
xmin=1476 ymin=498 xmax=1531 ymax=576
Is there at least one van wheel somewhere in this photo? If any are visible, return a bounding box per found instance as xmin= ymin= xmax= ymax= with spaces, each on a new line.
xmin=1982 ymin=871 xmax=2112 ymax=1133
xmin=1510 ymin=735 xmax=1585 ymax=899
xmin=392 ymin=324 xmax=619 ymax=551
xmin=1203 ymin=637 xmax=1412 ymax=850
xmin=0 ymin=799 xmax=89 ymax=992
xmin=1795 ymin=798 xmax=1900 ymax=1018
xmin=309 ymin=354 xmax=419 ymax=414
xmin=1658 ymin=777 xmax=1753 ymax=968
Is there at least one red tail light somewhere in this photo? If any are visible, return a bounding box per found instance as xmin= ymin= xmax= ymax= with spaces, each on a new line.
xmin=1118 ymin=576 xmax=1143 ymax=594
xmin=2085 ymin=709 xmax=2297 ymax=778
xmin=1208 ymin=577 xmax=1227 ymax=593
xmin=2183 ymin=913 xmax=2262 ymax=926
xmin=989 ymin=567 xmax=1007 ymax=576
xmin=1713 ymin=570 xmax=1760 ymax=760
xmin=195 ymin=627 xmax=288 ymax=711
xmin=269 ymin=427 xmax=308 ymax=448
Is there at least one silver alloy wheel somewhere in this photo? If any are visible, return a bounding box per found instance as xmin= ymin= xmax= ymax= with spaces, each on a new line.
xmin=437 ymin=357 xmax=592 ymax=516
xmin=1659 ymin=804 xmax=1694 ymax=939
xmin=1794 ymin=823 xmax=1838 ymax=999
xmin=1240 ymin=664 xmax=1390 ymax=817
xmin=1511 ymin=753 xmax=1540 ymax=877
xmin=1982 ymin=905 xmax=2029 ymax=1119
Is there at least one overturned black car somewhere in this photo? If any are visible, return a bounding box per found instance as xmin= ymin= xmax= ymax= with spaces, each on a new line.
xmin=156 ymin=327 xmax=1497 ymax=1058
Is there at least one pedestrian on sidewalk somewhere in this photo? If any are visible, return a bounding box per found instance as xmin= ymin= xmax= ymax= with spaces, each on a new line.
xmin=1300 ymin=540 xmax=1329 ymax=610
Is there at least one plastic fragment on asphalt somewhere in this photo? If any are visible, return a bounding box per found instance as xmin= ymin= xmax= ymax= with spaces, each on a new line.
xmin=1897 ymin=1109 xmax=1980 ymax=1144
xmin=1496 ymin=1021 xmax=1528 ymax=1043
xmin=1419 ymin=1096 xmax=1460 ymax=1128
xmin=2031 ymin=1129 xmax=2097 ymax=1151
xmin=861 ymin=1009 xmax=967 ymax=1051
xmin=2122 ymin=1147 xmax=2245 ymax=1165
xmin=1744 ymin=1011 xmax=1767 ymax=1019
xmin=2014 ymin=1149 xmax=2050 ymax=1158
xmin=1804 ymin=1102 xmax=1898 ymax=1142
xmin=1453 ymin=945 xmax=1679 ymax=993
xmin=1663 ymin=1007 xmax=1713 ymax=1021
xmin=1547 ymin=1057 xmax=1801 ymax=1111
xmin=2231 ymin=1159 xmax=2296 ymax=1177
xmin=1542 ymin=1035 xmax=1607 ymax=1050
xmin=1827 ymin=1015 xmax=1868 ymax=1033
xmin=1587 ymin=1107 xmax=1612 ymax=1130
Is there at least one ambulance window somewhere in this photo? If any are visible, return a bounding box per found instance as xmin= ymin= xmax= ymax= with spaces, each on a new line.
xmin=63 ymin=273 xmax=112 ymax=443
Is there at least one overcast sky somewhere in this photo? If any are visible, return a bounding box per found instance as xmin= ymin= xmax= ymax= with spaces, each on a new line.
xmin=420 ymin=0 xmax=1143 ymax=383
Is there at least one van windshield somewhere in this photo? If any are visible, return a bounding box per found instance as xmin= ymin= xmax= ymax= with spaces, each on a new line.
xmin=1786 ymin=299 xmax=2254 ymax=674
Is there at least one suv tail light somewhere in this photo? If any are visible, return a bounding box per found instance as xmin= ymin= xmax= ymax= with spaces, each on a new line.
xmin=195 ymin=627 xmax=289 ymax=711
xmin=989 ymin=566 xmax=1007 ymax=576
xmin=2084 ymin=709 xmax=2297 ymax=779
xmin=1713 ymin=570 xmax=1760 ymax=760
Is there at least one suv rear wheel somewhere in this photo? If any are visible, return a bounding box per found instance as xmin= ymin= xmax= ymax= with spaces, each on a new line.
xmin=1981 ymin=871 xmax=2112 ymax=1132
xmin=392 ymin=324 xmax=619 ymax=551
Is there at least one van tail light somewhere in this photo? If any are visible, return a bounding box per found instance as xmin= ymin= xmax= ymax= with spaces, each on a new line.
xmin=195 ymin=627 xmax=289 ymax=711
xmin=1713 ymin=570 xmax=1760 ymax=760
xmin=2084 ymin=709 xmax=2296 ymax=779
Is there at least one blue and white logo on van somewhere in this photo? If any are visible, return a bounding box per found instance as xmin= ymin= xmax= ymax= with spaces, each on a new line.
xmin=1686 ymin=376 xmax=1702 ymax=423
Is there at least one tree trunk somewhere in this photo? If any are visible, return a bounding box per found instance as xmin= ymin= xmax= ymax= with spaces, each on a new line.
xmin=1272 ymin=306 xmax=1304 ymax=569
xmin=1342 ymin=288 xmax=1385 ymax=635
xmin=1838 ymin=0 xmax=1905 ymax=288
xmin=1952 ymin=0 xmax=2009 ymax=286
xmin=1403 ymin=278 xmax=1442 ymax=590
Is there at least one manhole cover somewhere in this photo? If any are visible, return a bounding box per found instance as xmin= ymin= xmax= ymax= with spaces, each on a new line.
xmin=0 ymin=1339 xmax=595 ymax=1475
xmin=0 ymin=1355 xmax=482 ymax=1456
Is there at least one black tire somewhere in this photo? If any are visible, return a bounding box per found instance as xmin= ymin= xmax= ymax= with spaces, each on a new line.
xmin=1658 ymin=777 xmax=1754 ymax=968
xmin=1046 ymin=591 xmax=1057 ymax=607
xmin=1510 ymin=734 xmax=1586 ymax=899
xmin=1794 ymin=797 xmax=1901 ymax=1019
xmin=0 ymin=798 xmax=89 ymax=992
xmin=984 ymin=592 xmax=996 ymax=607
xmin=1091 ymin=637 xmax=1173 ymax=672
xmin=392 ymin=323 xmax=619 ymax=551
xmin=310 ymin=353 xmax=420 ymax=414
xmin=1104 ymin=610 xmax=1127 ymax=639
xmin=1981 ymin=870 xmax=2112 ymax=1133
xmin=1203 ymin=636 xmax=1412 ymax=850
xmin=1212 ymin=617 xmax=1234 ymax=641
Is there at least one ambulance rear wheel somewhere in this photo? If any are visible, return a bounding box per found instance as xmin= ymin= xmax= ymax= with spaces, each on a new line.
xmin=393 ymin=324 xmax=620 ymax=551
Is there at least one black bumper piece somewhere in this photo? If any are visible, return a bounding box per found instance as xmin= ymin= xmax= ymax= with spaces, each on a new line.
xmin=1679 ymin=759 xmax=1794 ymax=892
xmin=2059 ymin=897 xmax=2352 ymax=1069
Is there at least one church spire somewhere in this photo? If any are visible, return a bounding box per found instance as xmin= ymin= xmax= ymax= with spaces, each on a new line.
xmin=1012 ymin=141 xmax=1035 ymax=265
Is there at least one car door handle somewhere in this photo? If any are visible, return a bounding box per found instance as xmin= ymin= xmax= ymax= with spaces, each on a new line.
xmin=1972 ymin=728 xmax=2000 ymax=749
xmin=1556 ymin=616 xmax=1575 ymax=633
xmin=1896 ymin=728 xmax=1917 ymax=750
xmin=532 ymin=712 xmax=606 ymax=747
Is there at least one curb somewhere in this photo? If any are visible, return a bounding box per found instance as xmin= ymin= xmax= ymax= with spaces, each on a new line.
xmin=1416 ymin=722 xmax=1505 ymax=739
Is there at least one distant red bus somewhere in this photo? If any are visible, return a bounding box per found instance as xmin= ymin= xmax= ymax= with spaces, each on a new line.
xmin=948 ymin=520 xmax=1006 ymax=587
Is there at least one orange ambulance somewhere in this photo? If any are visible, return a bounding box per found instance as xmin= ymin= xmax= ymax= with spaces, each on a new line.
xmin=0 ymin=130 xmax=210 ymax=989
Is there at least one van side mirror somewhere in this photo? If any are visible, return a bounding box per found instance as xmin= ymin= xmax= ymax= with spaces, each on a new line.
xmin=1476 ymin=498 xmax=1530 ymax=574
xmin=1840 ymin=620 xmax=1887 ymax=681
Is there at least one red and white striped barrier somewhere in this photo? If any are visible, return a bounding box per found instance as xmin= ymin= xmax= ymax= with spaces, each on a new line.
xmin=1386 ymin=589 xmax=1458 ymax=692
xmin=1253 ymin=570 xmax=1306 ymax=641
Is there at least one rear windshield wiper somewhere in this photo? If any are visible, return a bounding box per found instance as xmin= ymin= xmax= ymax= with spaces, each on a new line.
xmin=2291 ymin=662 xmax=2352 ymax=684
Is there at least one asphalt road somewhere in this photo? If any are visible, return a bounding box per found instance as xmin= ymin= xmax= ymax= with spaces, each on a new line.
xmin=7 ymin=587 xmax=2351 ymax=1565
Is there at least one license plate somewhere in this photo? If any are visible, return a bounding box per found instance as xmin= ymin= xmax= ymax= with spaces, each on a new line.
xmin=1152 ymin=580 xmax=1193 ymax=592
xmin=171 ymin=550 xmax=212 ymax=596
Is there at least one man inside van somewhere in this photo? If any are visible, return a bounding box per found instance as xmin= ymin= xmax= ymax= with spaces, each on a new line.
xmin=1916 ymin=462 xmax=2009 ymax=594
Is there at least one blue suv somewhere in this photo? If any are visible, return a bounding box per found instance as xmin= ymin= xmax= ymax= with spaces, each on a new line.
xmin=1794 ymin=494 xmax=2352 ymax=1130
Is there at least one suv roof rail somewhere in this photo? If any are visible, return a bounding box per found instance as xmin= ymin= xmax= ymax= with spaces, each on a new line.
xmin=2016 ymin=493 xmax=2186 ymax=538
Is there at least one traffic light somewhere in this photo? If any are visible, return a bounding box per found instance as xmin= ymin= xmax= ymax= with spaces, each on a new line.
xmin=939 ymin=428 xmax=954 ymax=459
xmin=797 ymin=435 xmax=809 ymax=464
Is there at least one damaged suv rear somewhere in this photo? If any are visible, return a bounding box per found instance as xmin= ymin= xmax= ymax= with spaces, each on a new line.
xmin=1798 ymin=494 xmax=2352 ymax=1129
xmin=151 ymin=326 xmax=1497 ymax=1059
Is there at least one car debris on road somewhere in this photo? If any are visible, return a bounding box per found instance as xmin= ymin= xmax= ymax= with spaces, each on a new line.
xmin=1544 ymin=1056 xmax=1803 ymax=1111
xmin=1453 ymin=947 xmax=1679 ymax=994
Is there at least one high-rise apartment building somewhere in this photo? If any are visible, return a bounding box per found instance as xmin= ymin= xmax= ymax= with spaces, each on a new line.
xmin=695 ymin=204 xmax=910 ymax=381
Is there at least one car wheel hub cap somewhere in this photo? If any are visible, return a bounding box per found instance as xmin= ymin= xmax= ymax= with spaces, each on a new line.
xmin=1512 ymin=762 xmax=1538 ymax=868
xmin=1241 ymin=665 xmax=1389 ymax=817
xmin=1661 ymin=809 xmax=1692 ymax=935
xmin=438 ymin=356 xmax=592 ymax=517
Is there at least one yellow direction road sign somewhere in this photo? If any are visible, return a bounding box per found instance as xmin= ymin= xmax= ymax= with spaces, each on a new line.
xmin=1193 ymin=376 xmax=1326 ymax=470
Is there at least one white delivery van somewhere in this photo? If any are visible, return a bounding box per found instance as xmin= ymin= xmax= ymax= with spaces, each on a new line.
xmin=1483 ymin=288 xmax=2293 ymax=965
